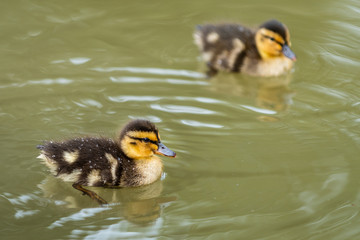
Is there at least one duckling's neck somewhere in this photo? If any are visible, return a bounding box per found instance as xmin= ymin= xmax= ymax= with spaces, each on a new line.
xmin=136 ymin=156 xmax=163 ymax=184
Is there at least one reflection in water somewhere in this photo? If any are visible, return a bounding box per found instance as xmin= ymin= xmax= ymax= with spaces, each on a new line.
xmin=38 ymin=177 xmax=176 ymax=225
xmin=208 ymin=74 xmax=295 ymax=114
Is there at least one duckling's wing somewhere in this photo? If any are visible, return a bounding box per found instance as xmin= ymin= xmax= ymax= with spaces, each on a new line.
xmin=38 ymin=138 xmax=123 ymax=187
xmin=194 ymin=24 xmax=253 ymax=74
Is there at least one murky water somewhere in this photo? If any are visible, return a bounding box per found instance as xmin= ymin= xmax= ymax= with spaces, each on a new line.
xmin=1 ymin=0 xmax=360 ymax=239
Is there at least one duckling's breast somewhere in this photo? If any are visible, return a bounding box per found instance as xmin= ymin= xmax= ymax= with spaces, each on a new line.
xmin=242 ymin=56 xmax=294 ymax=76
xmin=119 ymin=156 xmax=163 ymax=187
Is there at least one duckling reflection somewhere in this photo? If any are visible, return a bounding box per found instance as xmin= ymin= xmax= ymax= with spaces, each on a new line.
xmin=255 ymin=76 xmax=295 ymax=112
xmin=38 ymin=176 xmax=176 ymax=225
xmin=208 ymin=74 xmax=295 ymax=115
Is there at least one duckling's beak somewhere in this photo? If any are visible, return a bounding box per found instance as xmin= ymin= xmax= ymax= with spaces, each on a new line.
xmin=282 ymin=44 xmax=296 ymax=61
xmin=155 ymin=142 xmax=176 ymax=158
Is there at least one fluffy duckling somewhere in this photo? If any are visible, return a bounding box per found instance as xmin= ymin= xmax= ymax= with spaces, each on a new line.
xmin=37 ymin=119 xmax=176 ymax=204
xmin=194 ymin=19 xmax=296 ymax=77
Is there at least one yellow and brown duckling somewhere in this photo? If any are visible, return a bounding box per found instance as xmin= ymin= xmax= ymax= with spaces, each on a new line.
xmin=194 ymin=19 xmax=296 ymax=77
xmin=37 ymin=119 xmax=176 ymax=205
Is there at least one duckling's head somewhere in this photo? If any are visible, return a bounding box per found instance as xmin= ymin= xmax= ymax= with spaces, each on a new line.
xmin=119 ymin=119 xmax=176 ymax=160
xmin=255 ymin=19 xmax=296 ymax=61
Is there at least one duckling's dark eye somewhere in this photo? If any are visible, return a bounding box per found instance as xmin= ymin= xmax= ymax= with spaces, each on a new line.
xmin=262 ymin=34 xmax=275 ymax=42
xmin=143 ymin=138 xmax=150 ymax=143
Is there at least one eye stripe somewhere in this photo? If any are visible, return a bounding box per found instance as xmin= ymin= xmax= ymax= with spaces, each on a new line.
xmin=261 ymin=34 xmax=284 ymax=46
xmin=128 ymin=136 xmax=158 ymax=145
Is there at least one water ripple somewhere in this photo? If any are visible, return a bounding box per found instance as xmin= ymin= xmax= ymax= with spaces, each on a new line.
xmin=110 ymin=76 xmax=208 ymax=85
xmin=109 ymin=95 xmax=162 ymax=103
xmin=48 ymin=207 xmax=109 ymax=229
xmin=2 ymin=192 xmax=43 ymax=219
xmin=0 ymin=78 xmax=73 ymax=89
xmin=180 ymin=120 xmax=224 ymax=129
xmin=240 ymin=105 xmax=277 ymax=115
xmin=175 ymin=96 xmax=225 ymax=104
xmin=128 ymin=115 xmax=162 ymax=123
xmin=150 ymin=104 xmax=217 ymax=115
xmin=73 ymin=99 xmax=103 ymax=108
xmin=93 ymin=67 xmax=206 ymax=79
xmin=15 ymin=209 xmax=40 ymax=219
xmin=69 ymin=57 xmax=91 ymax=65
xmin=75 ymin=218 xmax=164 ymax=239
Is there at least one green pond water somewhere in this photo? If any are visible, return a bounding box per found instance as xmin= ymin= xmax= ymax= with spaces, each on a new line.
xmin=1 ymin=0 xmax=360 ymax=239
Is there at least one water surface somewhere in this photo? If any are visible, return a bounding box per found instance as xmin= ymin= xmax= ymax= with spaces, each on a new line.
xmin=1 ymin=0 xmax=360 ymax=239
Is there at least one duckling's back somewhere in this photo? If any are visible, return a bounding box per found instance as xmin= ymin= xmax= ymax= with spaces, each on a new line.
xmin=194 ymin=23 xmax=257 ymax=76
xmin=37 ymin=137 xmax=126 ymax=187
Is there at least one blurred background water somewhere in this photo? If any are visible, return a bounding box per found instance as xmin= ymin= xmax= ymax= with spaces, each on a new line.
xmin=1 ymin=0 xmax=360 ymax=239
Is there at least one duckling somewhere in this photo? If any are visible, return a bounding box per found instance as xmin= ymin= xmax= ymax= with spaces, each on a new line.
xmin=37 ymin=119 xmax=176 ymax=205
xmin=193 ymin=19 xmax=296 ymax=77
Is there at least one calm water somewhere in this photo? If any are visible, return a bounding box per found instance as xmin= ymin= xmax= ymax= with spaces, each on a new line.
xmin=1 ymin=0 xmax=360 ymax=239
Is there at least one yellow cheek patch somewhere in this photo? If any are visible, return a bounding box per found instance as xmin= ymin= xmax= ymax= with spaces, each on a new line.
xmin=150 ymin=142 xmax=158 ymax=151
xmin=121 ymin=135 xmax=156 ymax=160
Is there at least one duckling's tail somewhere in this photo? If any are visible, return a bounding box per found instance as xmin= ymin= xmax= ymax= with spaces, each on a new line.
xmin=195 ymin=24 xmax=203 ymax=31
xmin=36 ymin=144 xmax=45 ymax=150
